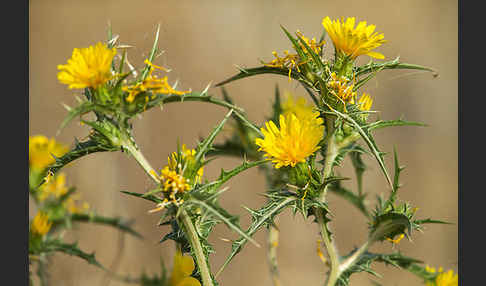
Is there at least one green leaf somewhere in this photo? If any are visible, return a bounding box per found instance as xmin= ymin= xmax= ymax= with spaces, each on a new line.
xmin=366 ymin=119 xmax=427 ymax=131
xmin=186 ymin=198 xmax=260 ymax=247
xmin=140 ymin=24 xmax=160 ymax=81
xmin=121 ymin=190 xmax=163 ymax=204
xmin=355 ymin=57 xmax=438 ymax=78
xmin=324 ymin=108 xmax=393 ymax=190
xmin=215 ymin=66 xmax=304 ymax=87
xmin=54 ymin=213 xmax=142 ymax=238
xmin=413 ymin=218 xmax=453 ymax=225
xmin=44 ymin=240 xmax=103 ymax=268
xmin=216 ymin=195 xmax=297 ymax=277
xmin=46 ymin=138 xmax=119 ymax=177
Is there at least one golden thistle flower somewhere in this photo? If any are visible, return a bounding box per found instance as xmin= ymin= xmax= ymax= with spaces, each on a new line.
xmin=296 ymin=30 xmax=325 ymax=56
xmin=57 ymin=42 xmax=117 ymax=89
xmin=31 ymin=212 xmax=52 ymax=236
xmin=281 ymin=93 xmax=317 ymax=121
xmin=169 ymin=250 xmax=201 ymax=286
xmin=425 ymin=266 xmax=458 ymax=286
xmin=29 ymin=135 xmax=69 ymax=171
xmin=168 ymin=144 xmax=204 ymax=183
xmin=255 ymin=112 xmax=324 ymax=169
xmin=122 ymin=60 xmax=189 ymax=103
xmin=326 ymin=72 xmax=357 ymax=104
xmin=263 ymin=50 xmax=305 ymax=81
xmin=38 ymin=173 xmax=68 ymax=202
xmin=350 ymin=92 xmax=373 ymax=111
xmin=322 ymin=16 xmax=386 ymax=60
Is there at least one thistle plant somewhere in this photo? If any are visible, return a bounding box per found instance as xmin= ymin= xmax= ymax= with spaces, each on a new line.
xmin=29 ymin=17 xmax=457 ymax=286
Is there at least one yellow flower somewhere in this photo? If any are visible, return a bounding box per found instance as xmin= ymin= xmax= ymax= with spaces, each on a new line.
xmin=326 ymin=72 xmax=357 ymax=105
xmin=57 ymin=42 xmax=117 ymax=89
xmin=296 ymin=30 xmax=325 ymax=56
xmin=264 ymin=50 xmax=304 ymax=81
xmin=322 ymin=16 xmax=386 ymax=60
xmin=281 ymin=93 xmax=316 ymax=121
xmin=255 ymin=112 xmax=324 ymax=168
xmin=349 ymin=92 xmax=373 ymax=111
xmin=385 ymin=233 xmax=404 ymax=244
xmin=426 ymin=266 xmax=458 ymax=286
xmin=168 ymin=144 xmax=204 ymax=183
xmin=29 ymin=135 xmax=69 ymax=171
xmin=31 ymin=212 xmax=52 ymax=236
xmin=38 ymin=173 xmax=68 ymax=202
xmin=169 ymin=250 xmax=201 ymax=286
xmin=122 ymin=60 xmax=189 ymax=103
xmin=64 ymin=194 xmax=90 ymax=214
xmin=160 ymin=167 xmax=191 ymax=195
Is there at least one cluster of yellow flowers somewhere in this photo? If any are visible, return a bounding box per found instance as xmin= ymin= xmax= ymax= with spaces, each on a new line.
xmin=57 ymin=42 xmax=187 ymax=103
xmin=256 ymin=96 xmax=324 ymax=169
xmin=425 ymin=266 xmax=458 ymax=286
xmin=123 ymin=60 xmax=189 ymax=103
xmin=149 ymin=145 xmax=203 ymax=213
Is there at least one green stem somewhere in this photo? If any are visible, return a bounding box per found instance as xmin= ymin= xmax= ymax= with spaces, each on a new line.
xmin=315 ymin=115 xmax=341 ymax=286
xmin=122 ymin=139 xmax=214 ymax=286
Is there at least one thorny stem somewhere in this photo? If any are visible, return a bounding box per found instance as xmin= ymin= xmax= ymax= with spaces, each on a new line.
xmin=315 ymin=115 xmax=341 ymax=286
xmin=267 ymin=223 xmax=282 ymax=286
xmin=122 ymin=139 xmax=215 ymax=286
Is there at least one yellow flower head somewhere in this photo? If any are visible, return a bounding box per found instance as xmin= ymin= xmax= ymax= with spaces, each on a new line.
xmin=31 ymin=212 xmax=52 ymax=237
xmin=38 ymin=173 xmax=68 ymax=202
xmin=326 ymin=72 xmax=357 ymax=105
xmin=29 ymin=135 xmax=69 ymax=171
xmin=122 ymin=60 xmax=189 ymax=103
xmin=160 ymin=166 xmax=191 ymax=195
xmin=255 ymin=112 xmax=324 ymax=169
xmin=296 ymin=30 xmax=325 ymax=56
xmin=350 ymin=92 xmax=373 ymax=111
xmin=57 ymin=42 xmax=117 ymax=89
xmin=169 ymin=250 xmax=201 ymax=286
xmin=281 ymin=93 xmax=316 ymax=121
xmin=264 ymin=50 xmax=304 ymax=81
xmin=168 ymin=144 xmax=204 ymax=183
xmin=426 ymin=266 xmax=458 ymax=286
xmin=322 ymin=16 xmax=386 ymax=60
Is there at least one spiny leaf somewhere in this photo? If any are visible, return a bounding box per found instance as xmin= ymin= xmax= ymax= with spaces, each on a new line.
xmin=121 ymin=190 xmax=162 ymax=204
xmin=186 ymin=198 xmax=260 ymax=247
xmin=328 ymin=181 xmax=369 ymax=218
xmin=215 ymin=66 xmax=303 ymax=87
xmin=216 ymin=195 xmax=297 ymax=277
xmin=140 ymin=24 xmax=160 ymax=81
xmin=366 ymin=119 xmax=427 ymax=131
xmin=44 ymin=240 xmax=103 ymax=268
xmin=355 ymin=57 xmax=438 ymax=78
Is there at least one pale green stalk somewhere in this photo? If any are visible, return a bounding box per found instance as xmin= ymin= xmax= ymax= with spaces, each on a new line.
xmin=122 ymin=139 xmax=214 ymax=286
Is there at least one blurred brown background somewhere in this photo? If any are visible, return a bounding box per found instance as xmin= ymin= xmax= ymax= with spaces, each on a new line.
xmin=29 ymin=0 xmax=457 ymax=285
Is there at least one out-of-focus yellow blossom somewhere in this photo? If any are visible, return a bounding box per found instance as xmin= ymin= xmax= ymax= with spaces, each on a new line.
xmin=255 ymin=112 xmax=324 ymax=169
xmin=169 ymin=250 xmax=201 ymax=286
xmin=168 ymin=144 xmax=204 ymax=183
xmin=31 ymin=212 xmax=52 ymax=237
xmin=64 ymin=194 xmax=90 ymax=214
xmin=29 ymin=135 xmax=69 ymax=171
xmin=38 ymin=173 xmax=68 ymax=202
xmin=57 ymin=42 xmax=116 ymax=89
xmin=281 ymin=94 xmax=316 ymax=121
xmin=122 ymin=60 xmax=189 ymax=103
xmin=349 ymin=93 xmax=373 ymax=111
xmin=425 ymin=266 xmax=458 ymax=286
xmin=322 ymin=16 xmax=386 ymax=60
xmin=326 ymin=72 xmax=357 ymax=105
